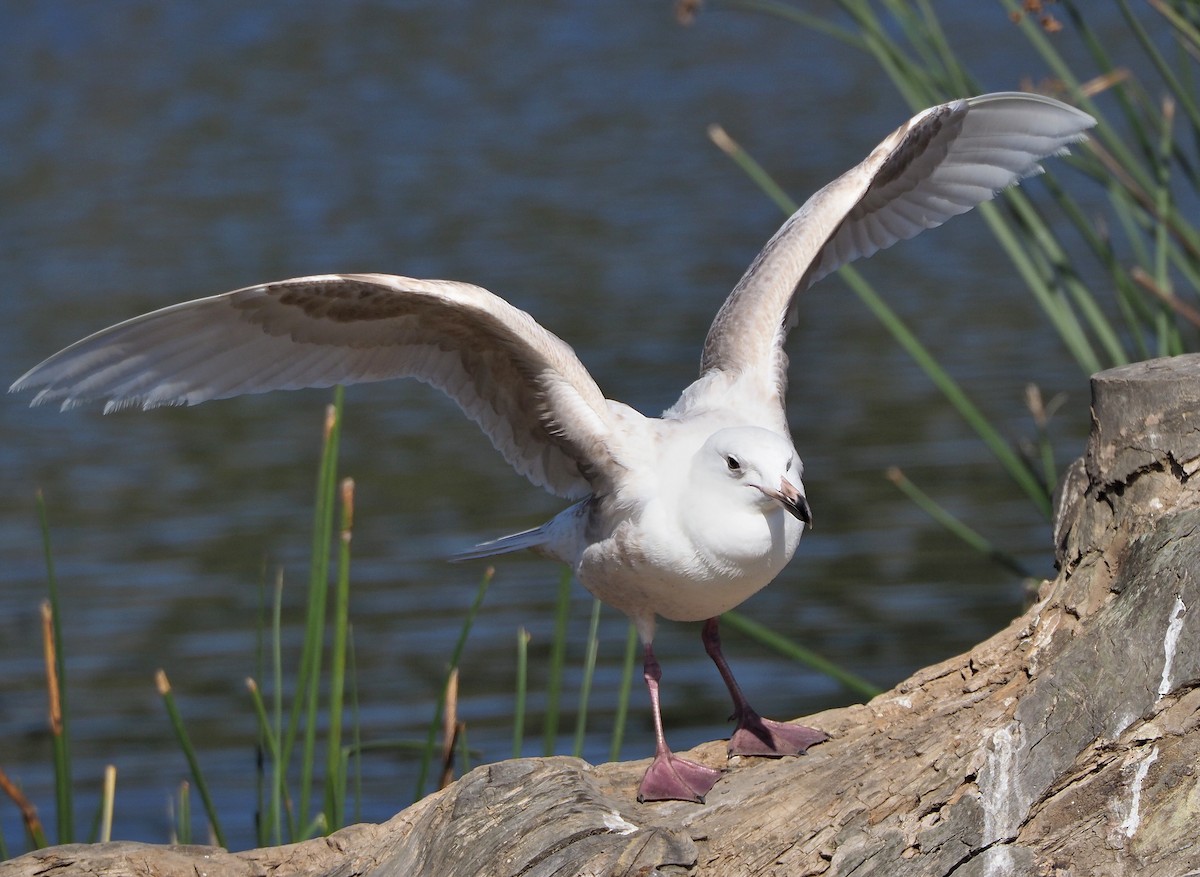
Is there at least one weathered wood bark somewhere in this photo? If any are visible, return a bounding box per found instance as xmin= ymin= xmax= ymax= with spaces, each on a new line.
xmin=4 ymin=355 xmax=1199 ymax=877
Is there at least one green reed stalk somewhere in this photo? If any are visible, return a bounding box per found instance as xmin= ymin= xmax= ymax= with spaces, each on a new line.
xmin=36 ymin=493 xmax=72 ymax=844
xmin=572 ymin=599 xmax=603 ymax=757
xmin=324 ymin=478 xmax=355 ymax=830
xmin=726 ymin=0 xmax=1200 ymax=387
xmin=513 ymin=628 xmax=531 ymax=758
xmin=723 ymin=0 xmax=866 ymax=47
xmin=542 ymin=567 xmax=574 ymax=756
xmin=842 ymin=263 xmax=1054 ymax=516
xmin=457 ymin=724 xmax=471 ymax=776
xmin=414 ymin=567 xmax=494 ymax=800
xmin=608 ymin=622 xmax=640 ymax=763
xmin=83 ymin=794 xmax=101 ymax=845
xmin=348 ymin=626 xmax=364 ymax=824
xmin=886 ymin=467 xmax=1032 ymax=578
xmin=1025 ymin=385 xmax=1062 ymax=497
xmin=282 ymin=389 xmax=343 ymax=835
xmin=1153 ymin=97 xmax=1177 ymax=359
xmin=253 ymin=565 xmax=266 ymax=846
xmin=741 ymin=1 xmax=1198 ymax=338
xmin=1118 ymin=0 xmax=1200 ymax=134
xmin=155 ymin=670 xmax=225 ymax=849
xmin=174 ymin=780 xmax=191 ymax=845
xmin=272 ymin=570 xmax=289 ymax=842
xmin=722 ymin=611 xmax=881 ymax=699
xmin=250 ymin=570 xmax=291 ymax=846
xmin=246 ymin=676 xmax=284 ymax=847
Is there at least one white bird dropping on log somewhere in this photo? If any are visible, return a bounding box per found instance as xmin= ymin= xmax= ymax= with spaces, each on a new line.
xmin=12 ymin=92 xmax=1095 ymax=803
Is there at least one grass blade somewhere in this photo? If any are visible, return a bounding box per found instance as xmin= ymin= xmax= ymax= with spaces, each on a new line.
xmin=571 ymin=599 xmax=603 ymax=758
xmin=155 ymin=670 xmax=226 ymax=849
xmin=722 ymin=610 xmax=880 ymax=700
xmin=542 ymin=566 xmax=574 ymax=756
xmin=323 ymin=477 xmax=355 ymax=831
xmin=37 ymin=601 xmax=72 ymax=847
xmin=719 ymin=0 xmax=867 ymax=49
xmin=456 ymin=724 xmax=471 ymax=776
xmin=272 ymin=570 xmax=289 ymax=841
xmin=608 ymin=622 xmax=640 ymax=763
xmin=245 ymin=677 xmax=284 ymax=847
xmin=173 ymin=781 xmax=191 ymax=845
xmin=840 ymin=263 xmax=1053 ymax=516
xmin=413 ymin=566 xmax=494 ymax=800
xmin=513 ymin=628 xmax=531 ymax=759
xmin=886 ymin=467 xmax=1033 ymax=578
xmin=347 ymin=625 xmax=363 ymax=825
xmin=1120 ymin=0 xmax=1200 ymax=135
xmin=294 ymin=393 xmax=344 ymax=831
xmin=708 ymin=123 xmax=798 ymax=215
xmin=36 ymin=493 xmax=72 ymax=843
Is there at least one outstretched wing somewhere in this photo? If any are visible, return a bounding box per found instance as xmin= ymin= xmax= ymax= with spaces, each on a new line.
xmin=699 ymin=92 xmax=1095 ymax=393
xmin=11 ymin=273 xmax=627 ymax=499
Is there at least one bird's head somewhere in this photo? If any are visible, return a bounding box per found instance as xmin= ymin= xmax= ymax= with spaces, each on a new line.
xmin=693 ymin=426 xmax=811 ymax=528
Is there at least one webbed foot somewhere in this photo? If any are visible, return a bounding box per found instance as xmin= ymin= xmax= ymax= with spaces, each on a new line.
xmin=637 ymin=751 xmax=724 ymax=803
xmin=728 ymin=710 xmax=828 ymax=758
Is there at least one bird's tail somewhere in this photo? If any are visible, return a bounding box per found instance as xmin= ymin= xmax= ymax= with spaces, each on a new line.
xmin=450 ymin=525 xmax=550 ymax=562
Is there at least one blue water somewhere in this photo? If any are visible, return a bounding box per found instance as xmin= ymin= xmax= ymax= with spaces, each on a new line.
xmin=0 ymin=0 xmax=1150 ymax=853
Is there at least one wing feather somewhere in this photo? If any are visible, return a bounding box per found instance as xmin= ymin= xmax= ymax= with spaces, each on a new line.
xmin=11 ymin=273 xmax=626 ymax=498
xmin=699 ymin=92 xmax=1096 ymax=392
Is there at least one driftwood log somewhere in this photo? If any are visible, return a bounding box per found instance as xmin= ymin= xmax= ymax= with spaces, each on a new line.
xmin=4 ymin=354 xmax=1199 ymax=877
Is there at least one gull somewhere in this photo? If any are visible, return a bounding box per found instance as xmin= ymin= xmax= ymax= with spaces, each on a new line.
xmin=11 ymin=92 xmax=1094 ymax=803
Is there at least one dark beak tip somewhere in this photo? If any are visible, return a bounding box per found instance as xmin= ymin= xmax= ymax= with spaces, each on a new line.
xmin=760 ymin=481 xmax=812 ymax=528
xmin=781 ymin=493 xmax=812 ymax=528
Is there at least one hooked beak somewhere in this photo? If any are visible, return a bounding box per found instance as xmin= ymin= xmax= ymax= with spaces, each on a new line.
xmin=759 ymin=476 xmax=813 ymax=528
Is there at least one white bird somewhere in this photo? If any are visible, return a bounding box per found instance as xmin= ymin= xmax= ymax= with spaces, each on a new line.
xmin=11 ymin=92 xmax=1094 ymax=803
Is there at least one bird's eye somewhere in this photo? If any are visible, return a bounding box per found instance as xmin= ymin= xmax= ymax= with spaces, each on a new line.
xmin=725 ymin=455 xmax=741 ymax=472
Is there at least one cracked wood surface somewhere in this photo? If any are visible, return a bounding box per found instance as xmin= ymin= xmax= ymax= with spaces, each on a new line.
xmin=3 ymin=354 xmax=1199 ymax=877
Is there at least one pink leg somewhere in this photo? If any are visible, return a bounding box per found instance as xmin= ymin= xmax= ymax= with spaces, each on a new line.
xmin=702 ymin=617 xmax=829 ymax=758
xmin=637 ymin=642 xmax=724 ymax=803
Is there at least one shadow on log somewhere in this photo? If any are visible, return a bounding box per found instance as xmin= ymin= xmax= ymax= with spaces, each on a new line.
xmin=4 ymin=355 xmax=1199 ymax=877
